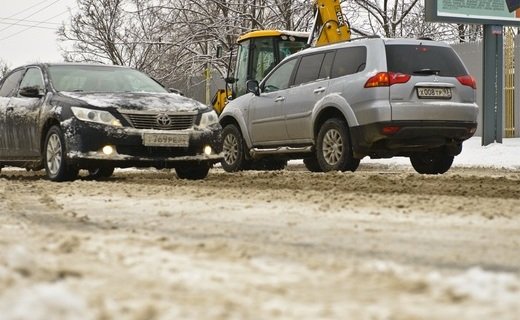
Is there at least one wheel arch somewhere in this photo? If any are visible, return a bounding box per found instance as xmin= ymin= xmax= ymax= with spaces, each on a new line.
xmin=40 ymin=118 xmax=61 ymax=154
xmin=312 ymin=94 xmax=358 ymax=139
xmin=219 ymin=114 xmax=252 ymax=149
xmin=313 ymin=106 xmax=354 ymax=139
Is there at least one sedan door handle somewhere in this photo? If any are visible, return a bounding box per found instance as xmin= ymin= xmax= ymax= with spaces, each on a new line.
xmin=274 ymin=96 xmax=285 ymax=102
xmin=313 ymin=87 xmax=326 ymax=94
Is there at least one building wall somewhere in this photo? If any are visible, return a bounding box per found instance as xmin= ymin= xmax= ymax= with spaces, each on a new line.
xmin=451 ymin=42 xmax=484 ymax=136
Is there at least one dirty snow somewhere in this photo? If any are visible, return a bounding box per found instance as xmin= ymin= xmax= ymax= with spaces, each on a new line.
xmin=0 ymin=137 xmax=519 ymax=319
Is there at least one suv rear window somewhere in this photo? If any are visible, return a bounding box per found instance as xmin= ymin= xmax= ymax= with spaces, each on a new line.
xmin=385 ymin=44 xmax=467 ymax=77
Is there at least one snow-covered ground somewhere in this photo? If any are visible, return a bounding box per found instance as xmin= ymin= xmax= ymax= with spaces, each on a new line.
xmin=1 ymin=137 xmax=519 ymax=320
xmin=362 ymin=136 xmax=520 ymax=169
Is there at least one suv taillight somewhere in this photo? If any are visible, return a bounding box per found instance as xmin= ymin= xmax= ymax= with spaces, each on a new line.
xmin=364 ymin=72 xmax=411 ymax=88
xmin=456 ymin=75 xmax=476 ymax=89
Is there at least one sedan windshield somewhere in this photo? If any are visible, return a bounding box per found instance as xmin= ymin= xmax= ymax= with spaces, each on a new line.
xmin=48 ymin=65 xmax=168 ymax=93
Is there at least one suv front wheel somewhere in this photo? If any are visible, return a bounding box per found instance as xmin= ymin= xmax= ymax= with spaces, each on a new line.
xmin=221 ymin=124 xmax=249 ymax=172
xmin=316 ymin=118 xmax=359 ymax=172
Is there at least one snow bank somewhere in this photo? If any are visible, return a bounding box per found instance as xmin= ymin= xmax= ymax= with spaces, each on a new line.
xmin=0 ymin=283 xmax=95 ymax=320
xmin=360 ymin=137 xmax=520 ymax=169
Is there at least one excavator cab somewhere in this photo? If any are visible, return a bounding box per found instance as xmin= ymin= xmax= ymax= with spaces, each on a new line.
xmin=212 ymin=0 xmax=350 ymax=114
xmin=213 ymin=31 xmax=308 ymax=114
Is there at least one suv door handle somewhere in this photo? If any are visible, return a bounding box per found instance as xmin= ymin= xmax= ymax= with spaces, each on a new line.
xmin=6 ymin=106 xmax=14 ymax=112
xmin=313 ymin=87 xmax=325 ymax=94
xmin=274 ymin=96 xmax=285 ymax=102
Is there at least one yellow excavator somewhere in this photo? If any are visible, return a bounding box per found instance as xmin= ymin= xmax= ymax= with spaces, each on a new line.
xmin=212 ymin=0 xmax=351 ymax=114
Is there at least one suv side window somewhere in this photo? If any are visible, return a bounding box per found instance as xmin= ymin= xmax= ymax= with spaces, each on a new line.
xmin=331 ymin=47 xmax=367 ymax=79
xmin=262 ymin=58 xmax=298 ymax=93
xmin=0 ymin=70 xmax=24 ymax=97
xmin=19 ymin=68 xmax=45 ymax=92
xmin=318 ymin=51 xmax=336 ymax=79
xmin=293 ymin=53 xmax=325 ymax=86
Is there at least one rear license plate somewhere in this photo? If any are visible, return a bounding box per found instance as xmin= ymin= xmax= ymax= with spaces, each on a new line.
xmin=142 ymin=132 xmax=189 ymax=147
xmin=417 ymin=87 xmax=452 ymax=99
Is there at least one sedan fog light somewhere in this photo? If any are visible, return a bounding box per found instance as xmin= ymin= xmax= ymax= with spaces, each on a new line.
xmin=102 ymin=145 xmax=114 ymax=155
xmin=203 ymin=145 xmax=212 ymax=155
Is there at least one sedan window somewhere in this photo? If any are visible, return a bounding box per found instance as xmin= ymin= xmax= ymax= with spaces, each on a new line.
xmin=0 ymin=70 xmax=24 ymax=97
xmin=262 ymin=59 xmax=297 ymax=93
xmin=48 ymin=65 xmax=168 ymax=93
xmin=19 ymin=68 xmax=45 ymax=91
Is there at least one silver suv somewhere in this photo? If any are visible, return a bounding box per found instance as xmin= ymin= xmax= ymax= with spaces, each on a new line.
xmin=219 ymin=38 xmax=478 ymax=174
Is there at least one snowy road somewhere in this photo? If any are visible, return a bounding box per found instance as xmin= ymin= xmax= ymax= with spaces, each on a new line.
xmin=1 ymin=159 xmax=519 ymax=319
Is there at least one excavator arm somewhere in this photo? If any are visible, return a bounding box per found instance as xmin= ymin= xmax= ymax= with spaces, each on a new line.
xmin=309 ymin=0 xmax=351 ymax=47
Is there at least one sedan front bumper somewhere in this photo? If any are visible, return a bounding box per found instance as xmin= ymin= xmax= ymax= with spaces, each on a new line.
xmin=63 ymin=119 xmax=222 ymax=169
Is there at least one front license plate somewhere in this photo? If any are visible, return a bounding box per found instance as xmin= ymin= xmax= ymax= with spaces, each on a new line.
xmin=142 ymin=133 xmax=189 ymax=147
xmin=417 ymin=87 xmax=452 ymax=99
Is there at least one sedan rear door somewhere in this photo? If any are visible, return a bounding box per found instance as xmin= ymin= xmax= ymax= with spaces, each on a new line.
xmin=0 ymin=69 xmax=24 ymax=158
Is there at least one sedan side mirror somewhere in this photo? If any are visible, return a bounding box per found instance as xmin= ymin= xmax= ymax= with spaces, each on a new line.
xmin=19 ymin=86 xmax=43 ymax=98
xmin=169 ymin=88 xmax=184 ymax=96
xmin=246 ymin=80 xmax=260 ymax=96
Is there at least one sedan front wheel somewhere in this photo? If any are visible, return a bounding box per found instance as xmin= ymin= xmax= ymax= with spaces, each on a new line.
xmin=44 ymin=126 xmax=78 ymax=182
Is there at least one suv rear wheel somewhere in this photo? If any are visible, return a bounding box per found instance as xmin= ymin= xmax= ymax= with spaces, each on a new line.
xmin=316 ymin=118 xmax=359 ymax=172
xmin=221 ymin=124 xmax=249 ymax=172
xmin=410 ymin=151 xmax=454 ymax=174
xmin=303 ymin=156 xmax=322 ymax=172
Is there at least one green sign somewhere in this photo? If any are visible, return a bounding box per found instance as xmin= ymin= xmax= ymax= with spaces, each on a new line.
xmin=426 ymin=0 xmax=520 ymax=25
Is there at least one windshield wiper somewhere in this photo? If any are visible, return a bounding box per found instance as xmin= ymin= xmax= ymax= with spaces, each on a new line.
xmin=413 ymin=69 xmax=440 ymax=75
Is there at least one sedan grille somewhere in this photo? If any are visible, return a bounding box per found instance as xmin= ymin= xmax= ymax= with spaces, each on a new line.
xmin=122 ymin=113 xmax=196 ymax=130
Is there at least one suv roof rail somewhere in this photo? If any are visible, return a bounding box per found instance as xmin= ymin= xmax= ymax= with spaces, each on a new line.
xmin=349 ymin=35 xmax=381 ymax=41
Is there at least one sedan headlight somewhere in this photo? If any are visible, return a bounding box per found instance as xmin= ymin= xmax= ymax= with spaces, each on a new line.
xmin=71 ymin=107 xmax=122 ymax=127
xmin=199 ymin=110 xmax=219 ymax=128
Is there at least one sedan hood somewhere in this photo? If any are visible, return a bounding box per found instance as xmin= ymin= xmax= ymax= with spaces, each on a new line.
xmin=60 ymin=92 xmax=208 ymax=113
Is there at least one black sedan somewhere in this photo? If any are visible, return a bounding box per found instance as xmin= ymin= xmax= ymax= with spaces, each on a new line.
xmin=0 ymin=63 xmax=222 ymax=181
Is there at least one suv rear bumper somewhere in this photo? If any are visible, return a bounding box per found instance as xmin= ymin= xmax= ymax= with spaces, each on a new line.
xmin=350 ymin=121 xmax=477 ymax=158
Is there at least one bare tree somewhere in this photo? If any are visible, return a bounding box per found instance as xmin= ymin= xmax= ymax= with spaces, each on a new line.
xmin=0 ymin=59 xmax=10 ymax=79
xmin=60 ymin=0 xmax=481 ymax=99
xmin=347 ymin=0 xmax=420 ymax=37
xmin=58 ymin=0 xmax=170 ymax=68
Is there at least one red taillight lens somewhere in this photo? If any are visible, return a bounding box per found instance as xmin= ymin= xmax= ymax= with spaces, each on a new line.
xmin=365 ymin=72 xmax=411 ymax=88
xmin=457 ymin=75 xmax=476 ymax=89
xmin=381 ymin=126 xmax=401 ymax=135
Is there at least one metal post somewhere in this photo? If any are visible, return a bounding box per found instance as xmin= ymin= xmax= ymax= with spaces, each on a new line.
xmin=482 ymin=25 xmax=504 ymax=145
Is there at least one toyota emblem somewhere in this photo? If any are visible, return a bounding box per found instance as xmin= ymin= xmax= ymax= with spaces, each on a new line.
xmin=156 ymin=113 xmax=171 ymax=127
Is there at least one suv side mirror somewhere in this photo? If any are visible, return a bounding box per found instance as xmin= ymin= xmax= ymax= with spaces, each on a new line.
xmin=246 ymin=80 xmax=260 ymax=96
xmin=19 ymin=86 xmax=43 ymax=98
